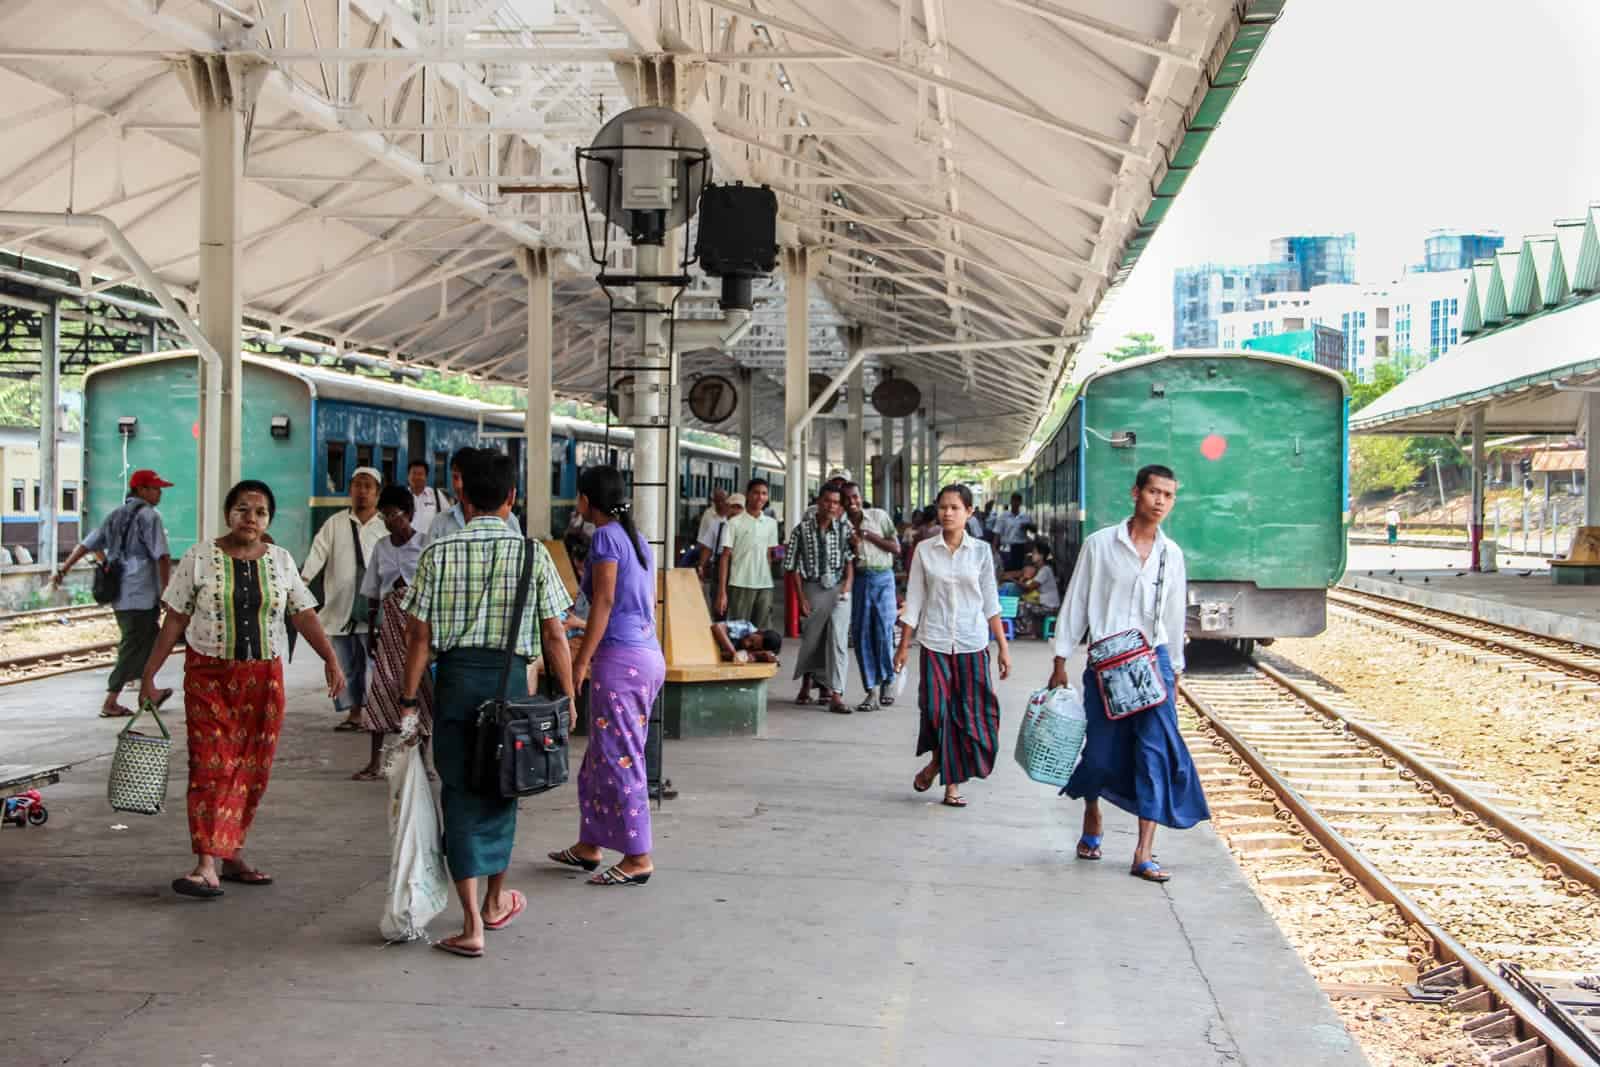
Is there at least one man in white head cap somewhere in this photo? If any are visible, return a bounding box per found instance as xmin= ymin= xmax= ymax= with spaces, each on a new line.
xmin=302 ymin=465 xmax=388 ymax=737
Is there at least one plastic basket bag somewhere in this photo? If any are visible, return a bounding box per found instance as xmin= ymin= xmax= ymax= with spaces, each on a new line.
xmin=1013 ymin=686 xmax=1087 ymax=788
xmin=379 ymin=720 xmax=450 ymax=943
xmin=108 ymin=702 xmax=172 ymax=815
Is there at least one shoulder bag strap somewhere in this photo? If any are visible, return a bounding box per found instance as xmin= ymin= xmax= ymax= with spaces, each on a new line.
xmin=494 ymin=538 xmax=539 ymax=701
xmin=347 ymin=515 xmax=367 ymax=569
xmin=1150 ymin=544 xmax=1168 ymax=638
xmin=113 ymin=500 xmax=144 ymax=560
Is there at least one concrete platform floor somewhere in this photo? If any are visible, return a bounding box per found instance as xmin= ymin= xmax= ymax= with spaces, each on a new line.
xmin=1344 ymin=544 xmax=1600 ymax=647
xmin=1 ymin=641 xmax=1364 ymax=1067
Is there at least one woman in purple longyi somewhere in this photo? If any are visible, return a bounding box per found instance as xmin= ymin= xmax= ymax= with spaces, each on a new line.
xmin=548 ymin=465 xmax=665 ymax=887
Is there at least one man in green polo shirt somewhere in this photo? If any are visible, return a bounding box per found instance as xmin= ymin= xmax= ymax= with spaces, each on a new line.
xmin=717 ymin=477 xmax=780 ymax=630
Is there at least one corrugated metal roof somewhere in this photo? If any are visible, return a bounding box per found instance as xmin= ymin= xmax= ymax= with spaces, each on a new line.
xmin=1533 ymin=449 xmax=1586 ymax=473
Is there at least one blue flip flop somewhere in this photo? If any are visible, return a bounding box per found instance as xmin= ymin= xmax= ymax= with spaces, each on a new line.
xmin=1076 ymin=834 xmax=1102 ymax=860
xmin=1130 ymin=860 xmax=1171 ymax=883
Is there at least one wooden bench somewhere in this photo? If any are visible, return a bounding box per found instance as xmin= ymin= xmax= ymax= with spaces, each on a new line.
xmin=658 ymin=568 xmax=776 ymax=738
xmin=1550 ymin=526 xmax=1600 ymax=586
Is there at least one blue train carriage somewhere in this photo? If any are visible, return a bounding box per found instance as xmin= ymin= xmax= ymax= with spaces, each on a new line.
xmin=1032 ymin=350 xmax=1348 ymax=645
xmin=84 ymin=351 xmax=787 ymax=562
xmin=0 ymin=425 xmax=83 ymax=565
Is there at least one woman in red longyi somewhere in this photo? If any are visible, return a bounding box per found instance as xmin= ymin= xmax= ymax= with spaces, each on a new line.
xmin=141 ymin=480 xmax=345 ymax=898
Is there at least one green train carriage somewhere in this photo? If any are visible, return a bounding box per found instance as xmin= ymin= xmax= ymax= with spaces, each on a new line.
xmin=1029 ymin=351 xmax=1348 ymax=644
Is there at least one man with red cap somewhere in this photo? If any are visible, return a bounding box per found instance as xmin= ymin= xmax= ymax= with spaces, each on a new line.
xmin=53 ymin=469 xmax=175 ymax=717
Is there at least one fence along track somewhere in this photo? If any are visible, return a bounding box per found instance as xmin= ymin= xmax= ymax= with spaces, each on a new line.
xmin=1329 ymin=588 xmax=1600 ymax=698
xmin=1179 ymin=663 xmax=1600 ymax=1066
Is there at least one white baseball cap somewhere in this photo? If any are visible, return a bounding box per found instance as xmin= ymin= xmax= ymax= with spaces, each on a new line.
xmin=350 ymin=466 xmax=383 ymax=487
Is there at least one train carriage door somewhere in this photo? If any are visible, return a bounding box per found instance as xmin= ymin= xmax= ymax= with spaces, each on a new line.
xmin=406 ymin=419 xmax=426 ymax=477
xmin=1167 ymin=366 xmax=1250 ymax=579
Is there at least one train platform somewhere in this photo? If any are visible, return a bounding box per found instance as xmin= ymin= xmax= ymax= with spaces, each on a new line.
xmin=1343 ymin=544 xmax=1600 ymax=647
xmin=1 ymin=642 xmax=1364 ymax=1067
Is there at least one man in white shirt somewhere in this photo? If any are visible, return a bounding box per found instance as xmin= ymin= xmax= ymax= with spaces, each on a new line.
xmin=1385 ymin=506 xmax=1400 ymax=547
xmin=997 ymin=493 xmax=1031 ymax=570
xmin=717 ymin=478 xmax=781 ymax=629
xmin=409 ymin=459 xmax=450 ymax=534
xmin=303 ymin=466 xmax=389 ymax=731
xmin=1046 ymin=464 xmax=1208 ymax=884
xmin=427 ymin=447 xmax=521 ymax=544
xmin=698 ymin=492 xmax=741 ymax=613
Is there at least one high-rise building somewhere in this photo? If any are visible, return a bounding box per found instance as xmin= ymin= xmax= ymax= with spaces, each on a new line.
xmin=1268 ymin=233 xmax=1358 ymax=290
xmin=1173 ymin=234 xmax=1356 ymax=351
xmin=1418 ymin=230 xmax=1504 ymax=272
xmin=1216 ymin=269 xmax=1472 ymax=382
xmin=1172 ymin=261 xmax=1297 ymax=349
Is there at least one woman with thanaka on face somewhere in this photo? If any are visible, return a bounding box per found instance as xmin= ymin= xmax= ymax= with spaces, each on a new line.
xmin=141 ymin=480 xmax=346 ymax=898
xmin=893 ymin=484 xmax=1012 ymax=808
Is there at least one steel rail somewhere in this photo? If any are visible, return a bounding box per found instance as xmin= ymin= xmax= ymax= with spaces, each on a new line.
xmin=1330 ymin=588 xmax=1600 ymax=681
xmin=0 ymin=641 xmax=117 ymax=674
xmin=0 ymin=605 xmax=113 ymax=630
xmin=1180 ymin=679 xmax=1599 ymax=1067
xmin=1251 ymin=658 xmax=1600 ymax=894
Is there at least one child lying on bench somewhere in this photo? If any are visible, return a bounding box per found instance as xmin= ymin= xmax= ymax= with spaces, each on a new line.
xmin=712 ymin=619 xmax=784 ymax=664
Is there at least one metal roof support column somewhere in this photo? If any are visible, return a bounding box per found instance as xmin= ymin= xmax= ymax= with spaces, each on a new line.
xmin=38 ymin=298 xmax=59 ymax=571
xmin=517 ymin=247 xmax=553 ymax=538
xmin=1470 ymin=407 xmax=1486 ymax=571
xmin=191 ymin=56 xmax=250 ymax=538
xmin=925 ymin=410 xmax=937 ymax=501
xmin=877 ymin=417 xmax=894 ymax=512
xmin=898 ymin=414 xmax=914 ymax=517
xmin=784 ymin=247 xmax=817 ymax=527
xmin=845 ymin=346 xmax=865 ymax=484
xmin=1588 ymin=392 xmax=1600 ymax=528
xmin=738 ymin=367 xmax=754 ymax=486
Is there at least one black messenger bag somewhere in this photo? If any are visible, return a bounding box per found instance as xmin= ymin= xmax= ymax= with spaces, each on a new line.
xmin=468 ymin=539 xmax=571 ymax=799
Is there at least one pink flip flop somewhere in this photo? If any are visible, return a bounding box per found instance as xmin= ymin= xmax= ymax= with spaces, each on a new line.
xmin=482 ymin=889 xmax=526 ymax=931
xmin=432 ymin=940 xmax=483 ymax=958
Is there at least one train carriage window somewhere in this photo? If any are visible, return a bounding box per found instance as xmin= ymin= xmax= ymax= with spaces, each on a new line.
xmin=62 ymin=483 xmax=77 ymax=513
xmin=326 ymin=441 xmax=348 ymax=493
xmin=33 ymin=484 xmax=39 ymax=510
xmin=10 ymin=480 xmax=22 ymax=512
xmin=380 ymin=446 xmax=399 ymax=487
xmin=433 ymin=450 xmax=449 ymax=489
xmin=355 ymin=444 xmax=374 ymax=472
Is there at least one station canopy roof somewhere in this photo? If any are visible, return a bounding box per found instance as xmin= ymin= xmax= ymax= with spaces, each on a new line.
xmin=1353 ymin=203 xmax=1600 ymax=438
xmin=0 ymin=0 xmax=1283 ymax=461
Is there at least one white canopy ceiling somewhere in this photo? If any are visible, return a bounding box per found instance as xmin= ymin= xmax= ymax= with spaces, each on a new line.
xmin=0 ymin=0 xmax=1278 ymax=461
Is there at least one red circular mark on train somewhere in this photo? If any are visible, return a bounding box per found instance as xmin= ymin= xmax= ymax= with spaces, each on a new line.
xmin=1200 ymin=433 xmax=1227 ymax=461
xmin=191 ymin=421 xmax=200 ymax=440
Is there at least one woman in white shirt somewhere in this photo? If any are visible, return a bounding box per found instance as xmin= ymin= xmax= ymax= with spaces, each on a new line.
xmin=139 ymin=480 xmax=345 ymax=898
xmin=351 ymin=484 xmax=433 ymax=781
xmin=893 ymin=484 xmax=1012 ymax=808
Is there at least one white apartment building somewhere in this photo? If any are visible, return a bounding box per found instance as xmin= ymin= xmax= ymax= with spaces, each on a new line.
xmin=1217 ymin=269 xmax=1471 ymax=381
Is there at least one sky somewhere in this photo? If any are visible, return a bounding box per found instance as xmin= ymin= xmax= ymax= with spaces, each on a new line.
xmin=1073 ymin=0 xmax=1600 ymax=378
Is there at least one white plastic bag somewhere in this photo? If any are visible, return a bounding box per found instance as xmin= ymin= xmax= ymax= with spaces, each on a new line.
xmin=888 ymin=667 xmax=909 ymax=702
xmin=379 ymin=730 xmax=450 ymax=943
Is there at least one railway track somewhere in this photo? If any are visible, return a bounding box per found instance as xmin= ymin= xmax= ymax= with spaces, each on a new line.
xmin=1179 ymin=660 xmax=1600 ymax=1066
xmin=1329 ymin=587 xmax=1600 ymax=698
xmin=0 ymin=640 xmax=119 ymax=685
xmin=0 ymin=604 xmax=113 ymax=631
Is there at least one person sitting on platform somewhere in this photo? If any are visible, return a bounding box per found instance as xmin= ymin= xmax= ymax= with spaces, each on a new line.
xmin=711 ymin=619 xmax=783 ymax=664
xmin=1047 ymin=464 xmax=1209 ymax=883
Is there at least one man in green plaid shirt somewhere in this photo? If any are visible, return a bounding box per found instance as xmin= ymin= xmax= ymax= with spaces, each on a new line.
xmin=399 ymin=449 xmax=574 ymax=959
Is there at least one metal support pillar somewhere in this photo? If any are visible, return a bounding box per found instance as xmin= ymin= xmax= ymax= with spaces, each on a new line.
xmin=845 ymin=340 xmax=865 ymax=483
xmin=878 ymin=417 xmax=894 ymax=511
xmin=738 ymin=367 xmax=754 ymax=486
xmin=817 ymin=418 xmax=830 ymax=481
xmin=925 ymin=415 xmax=938 ymax=499
xmin=38 ymin=299 xmax=59 ymax=568
xmin=517 ymin=247 xmax=553 ymax=538
xmin=1469 ymin=407 xmax=1486 ymax=571
xmin=1587 ymin=392 xmax=1600 ymax=528
xmin=931 ymin=430 xmax=943 ymax=497
xmin=147 ymin=318 xmax=162 ymax=353
xmin=784 ymin=247 xmax=815 ymax=527
xmin=193 ymin=58 xmax=247 ymax=538
xmin=628 ymin=241 xmax=680 ymax=564
xmin=898 ymin=414 xmax=914 ymax=515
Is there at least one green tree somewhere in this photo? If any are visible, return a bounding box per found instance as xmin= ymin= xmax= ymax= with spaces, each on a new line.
xmin=1343 ymin=360 xmax=1403 ymax=413
xmin=1107 ymin=331 xmax=1163 ymax=363
xmin=1350 ymin=436 xmax=1422 ymax=496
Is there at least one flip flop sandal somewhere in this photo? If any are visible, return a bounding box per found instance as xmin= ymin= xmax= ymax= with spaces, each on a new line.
xmin=152 ymin=688 xmax=174 ymax=709
xmin=548 ymin=848 xmax=600 ymax=872
xmin=483 ymin=889 xmax=526 ymax=931
xmin=350 ymin=769 xmax=382 ymax=781
xmin=853 ymin=699 xmax=877 ymax=713
xmin=333 ymin=720 xmax=362 ymax=732
xmin=1076 ymin=834 xmax=1104 ymax=861
xmin=1130 ymin=860 xmax=1171 ymax=883
xmin=432 ymin=940 xmax=483 ymax=958
xmin=588 ymin=864 xmax=651 ymax=886
xmin=99 ymin=706 xmax=135 ymax=718
xmin=171 ymin=876 xmax=224 ymax=899
xmin=794 ymin=692 xmax=814 ymax=706
xmin=913 ymin=768 xmax=936 ymax=793
xmin=827 ymin=701 xmax=853 ymax=714
xmin=220 ymin=869 xmax=273 ymax=886
xmin=941 ymin=794 xmax=968 ymax=808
